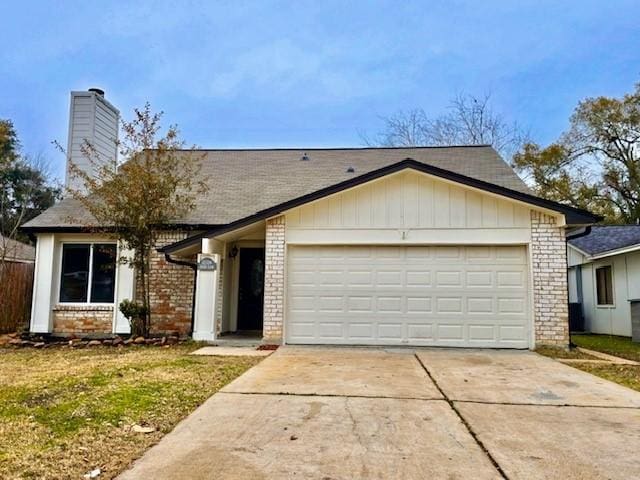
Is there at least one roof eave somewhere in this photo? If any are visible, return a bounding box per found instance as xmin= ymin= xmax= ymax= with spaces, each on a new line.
xmin=588 ymin=243 xmax=640 ymax=260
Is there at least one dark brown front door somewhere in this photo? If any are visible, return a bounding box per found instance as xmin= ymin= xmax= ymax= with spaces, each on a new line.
xmin=237 ymin=248 xmax=265 ymax=331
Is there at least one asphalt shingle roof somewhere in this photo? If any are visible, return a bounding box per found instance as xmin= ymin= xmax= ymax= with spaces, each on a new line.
xmin=0 ymin=235 xmax=35 ymax=262
xmin=23 ymin=145 xmax=530 ymax=229
xmin=569 ymin=225 xmax=640 ymax=256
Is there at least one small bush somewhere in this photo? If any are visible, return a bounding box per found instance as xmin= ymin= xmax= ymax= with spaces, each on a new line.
xmin=119 ymin=300 xmax=148 ymax=337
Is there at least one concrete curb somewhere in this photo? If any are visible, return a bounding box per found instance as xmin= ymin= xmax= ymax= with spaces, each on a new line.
xmin=575 ymin=347 xmax=640 ymax=365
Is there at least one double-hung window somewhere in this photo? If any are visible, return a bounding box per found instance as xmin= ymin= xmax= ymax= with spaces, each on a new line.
xmin=59 ymin=243 xmax=117 ymax=303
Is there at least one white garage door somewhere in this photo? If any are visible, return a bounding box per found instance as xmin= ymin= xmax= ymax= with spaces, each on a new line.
xmin=286 ymin=245 xmax=530 ymax=348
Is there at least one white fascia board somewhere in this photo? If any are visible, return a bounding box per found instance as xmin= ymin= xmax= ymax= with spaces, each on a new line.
xmin=589 ymin=244 xmax=640 ymax=260
xmin=567 ymin=243 xmax=591 ymax=258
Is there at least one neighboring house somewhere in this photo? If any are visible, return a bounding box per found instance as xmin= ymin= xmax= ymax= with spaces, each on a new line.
xmin=22 ymin=89 xmax=600 ymax=349
xmin=568 ymin=226 xmax=640 ymax=337
xmin=0 ymin=235 xmax=36 ymax=264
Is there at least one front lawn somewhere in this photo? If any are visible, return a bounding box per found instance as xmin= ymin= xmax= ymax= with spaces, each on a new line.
xmin=571 ymin=333 xmax=640 ymax=362
xmin=537 ymin=334 xmax=640 ymax=393
xmin=573 ymin=363 xmax=640 ymax=392
xmin=0 ymin=344 xmax=262 ymax=480
xmin=535 ymin=345 xmax=596 ymax=360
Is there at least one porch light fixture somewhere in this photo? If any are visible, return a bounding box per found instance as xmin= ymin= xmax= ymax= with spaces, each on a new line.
xmin=301 ymin=153 xmax=310 ymax=161
xmin=229 ymin=245 xmax=239 ymax=258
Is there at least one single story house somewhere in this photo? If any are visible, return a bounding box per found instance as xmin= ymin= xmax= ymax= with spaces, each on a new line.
xmin=22 ymin=89 xmax=600 ymax=349
xmin=568 ymin=225 xmax=640 ymax=337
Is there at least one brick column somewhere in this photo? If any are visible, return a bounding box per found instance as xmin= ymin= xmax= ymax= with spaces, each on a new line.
xmin=263 ymin=216 xmax=285 ymax=344
xmin=530 ymin=211 xmax=569 ymax=346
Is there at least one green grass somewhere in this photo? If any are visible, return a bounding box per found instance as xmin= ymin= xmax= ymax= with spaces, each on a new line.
xmin=0 ymin=345 xmax=262 ymax=480
xmin=571 ymin=363 xmax=640 ymax=392
xmin=536 ymin=333 xmax=640 ymax=393
xmin=572 ymin=334 xmax=640 ymax=362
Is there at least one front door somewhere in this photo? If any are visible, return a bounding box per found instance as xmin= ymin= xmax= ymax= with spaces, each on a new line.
xmin=237 ymin=248 xmax=265 ymax=331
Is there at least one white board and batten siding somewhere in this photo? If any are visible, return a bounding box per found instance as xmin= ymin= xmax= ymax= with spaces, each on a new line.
xmin=283 ymin=170 xmax=535 ymax=348
xmin=285 ymin=170 xmax=531 ymax=245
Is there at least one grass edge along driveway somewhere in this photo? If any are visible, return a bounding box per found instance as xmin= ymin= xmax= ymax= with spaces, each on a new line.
xmin=0 ymin=344 xmax=262 ymax=480
xmin=537 ymin=334 xmax=640 ymax=393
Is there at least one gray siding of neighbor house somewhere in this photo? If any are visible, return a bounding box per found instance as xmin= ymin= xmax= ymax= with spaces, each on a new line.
xmin=574 ymin=250 xmax=640 ymax=337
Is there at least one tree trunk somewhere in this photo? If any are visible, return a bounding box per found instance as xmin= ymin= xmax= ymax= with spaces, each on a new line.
xmin=144 ymin=244 xmax=152 ymax=337
xmin=137 ymin=243 xmax=151 ymax=338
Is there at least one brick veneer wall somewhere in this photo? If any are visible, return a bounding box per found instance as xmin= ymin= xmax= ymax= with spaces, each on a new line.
xmin=146 ymin=231 xmax=196 ymax=336
xmin=263 ymin=216 xmax=285 ymax=344
xmin=52 ymin=305 xmax=113 ymax=334
xmin=530 ymin=211 xmax=569 ymax=346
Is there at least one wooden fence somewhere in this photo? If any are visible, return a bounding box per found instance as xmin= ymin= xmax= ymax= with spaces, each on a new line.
xmin=0 ymin=261 xmax=34 ymax=333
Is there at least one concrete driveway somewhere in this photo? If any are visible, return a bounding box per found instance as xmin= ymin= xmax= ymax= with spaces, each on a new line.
xmin=119 ymin=347 xmax=640 ymax=480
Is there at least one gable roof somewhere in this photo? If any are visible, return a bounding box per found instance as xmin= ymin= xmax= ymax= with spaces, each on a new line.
xmin=22 ymin=145 xmax=599 ymax=238
xmin=161 ymin=157 xmax=601 ymax=254
xmin=1 ymin=235 xmax=35 ymax=262
xmin=23 ymin=145 xmax=530 ymax=230
xmin=568 ymin=225 xmax=640 ymax=257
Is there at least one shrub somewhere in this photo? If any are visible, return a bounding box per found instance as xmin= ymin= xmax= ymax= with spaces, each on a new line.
xmin=119 ymin=300 xmax=148 ymax=337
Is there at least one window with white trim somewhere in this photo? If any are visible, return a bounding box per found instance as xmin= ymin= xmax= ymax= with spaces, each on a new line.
xmin=59 ymin=243 xmax=117 ymax=303
xmin=595 ymin=265 xmax=614 ymax=306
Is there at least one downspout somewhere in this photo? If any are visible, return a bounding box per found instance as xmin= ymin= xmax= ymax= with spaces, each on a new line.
xmin=164 ymin=253 xmax=198 ymax=336
xmin=565 ymin=226 xmax=592 ymax=347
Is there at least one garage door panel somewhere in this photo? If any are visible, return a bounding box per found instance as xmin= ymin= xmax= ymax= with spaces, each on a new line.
xmin=378 ymin=324 xmax=403 ymax=339
xmin=435 ymin=271 xmax=462 ymax=287
xmin=500 ymin=325 xmax=527 ymax=341
xmin=346 ymin=270 xmax=373 ymax=285
xmin=466 ymin=271 xmax=494 ymax=287
xmin=347 ymin=323 xmax=374 ymax=338
xmin=407 ymin=323 xmax=434 ymax=340
xmin=318 ymin=322 xmax=343 ymax=338
xmin=436 ymin=297 xmax=463 ymax=313
xmin=406 ymin=270 xmax=432 ymax=286
xmin=467 ymin=297 xmax=494 ymax=314
xmin=376 ymin=270 xmax=403 ymax=285
xmin=496 ymin=270 xmax=526 ymax=287
xmin=468 ymin=324 xmax=497 ymax=341
xmin=497 ymin=297 xmax=527 ymax=314
xmin=286 ymin=245 xmax=530 ymax=348
xmin=406 ymin=297 xmax=432 ymax=312
xmin=437 ymin=324 xmax=465 ymax=340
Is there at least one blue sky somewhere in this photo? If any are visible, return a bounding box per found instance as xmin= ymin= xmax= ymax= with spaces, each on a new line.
xmin=1 ymin=0 xmax=638 ymax=181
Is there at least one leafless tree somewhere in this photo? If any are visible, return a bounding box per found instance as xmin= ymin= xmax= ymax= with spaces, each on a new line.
xmin=363 ymin=93 xmax=528 ymax=160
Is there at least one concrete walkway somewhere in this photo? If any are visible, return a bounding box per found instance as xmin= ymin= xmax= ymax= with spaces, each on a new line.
xmin=119 ymin=346 xmax=640 ymax=480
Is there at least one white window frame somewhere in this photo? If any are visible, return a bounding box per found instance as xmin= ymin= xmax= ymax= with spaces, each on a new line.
xmin=57 ymin=241 xmax=118 ymax=306
xmin=595 ymin=264 xmax=615 ymax=308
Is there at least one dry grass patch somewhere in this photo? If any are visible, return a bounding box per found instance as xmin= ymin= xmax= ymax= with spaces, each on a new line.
xmin=535 ymin=345 xmax=597 ymax=360
xmin=570 ymin=363 xmax=640 ymax=392
xmin=0 ymin=344 xmax=262 ymax=479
